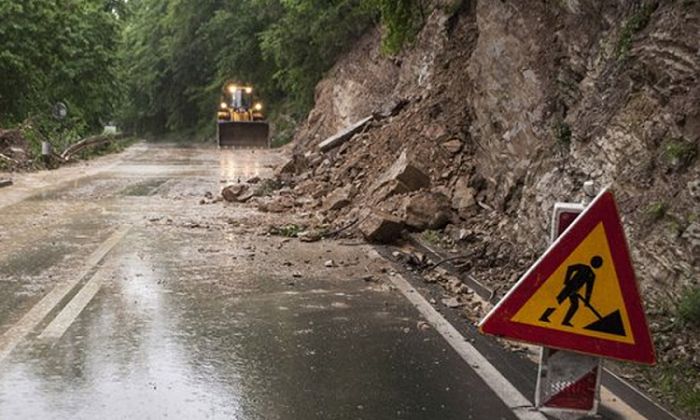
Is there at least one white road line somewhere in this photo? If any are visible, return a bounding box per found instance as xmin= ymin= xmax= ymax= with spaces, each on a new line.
xmin=0 ymin=226 xmax=129 ymax=362
xmin=38 ymin=269 xmax=106 ymax=341
xmin=373 ymin=251 xmax=547 ymax=420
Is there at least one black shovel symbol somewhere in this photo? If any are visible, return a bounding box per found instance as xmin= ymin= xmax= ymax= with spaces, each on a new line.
xmin=539 ymin=294 xmax=626 ymax=337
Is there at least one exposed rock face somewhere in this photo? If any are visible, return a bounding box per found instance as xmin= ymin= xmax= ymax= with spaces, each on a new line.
xmin=288 ymin=0 xmax=699 ymax=308
xmin=402 ymin=191 xmax=452 ymax=231
xmin=277 ymin=3 xmax=699 ymax=412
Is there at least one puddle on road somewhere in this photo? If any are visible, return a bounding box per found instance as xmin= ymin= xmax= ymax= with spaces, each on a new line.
xmin=120 ymin=178 xmax=169 ymax=196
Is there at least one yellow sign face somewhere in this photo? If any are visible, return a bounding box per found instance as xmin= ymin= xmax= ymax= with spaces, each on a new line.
xmin=511 ymin=222 xmax=634 ymax=344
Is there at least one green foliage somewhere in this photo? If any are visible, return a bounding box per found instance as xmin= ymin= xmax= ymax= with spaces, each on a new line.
xmin=375 ymin=0 xmax=427 ymax=54
xmin=254 ymin=178 xmax=284 ymax=196
xmin=260 ymin=0 xmax=377 ymax=111
xmin=74 ymin=136 xmax=137 ymax=160
xmin=269 ymin=224 xmax=302 ymax=237
xmin=678 ymin=287 xmax=700 ymax=328
xmin=662 ymin=137 xmax=697 ymax=170
xmin=421 ymin=229 xmax=442 ymax=245
xmin=553 ymin=120 xmax=572 ymax=145
xmin=118 ymin=0 xmax=378 ymax=135
xmin=616 ymin=2 xmax=657 ymax=59
xmin=645 ymin=201 xmax=667 ymax=222
xmin=656 ymin=363 xmax=700 ymax=413
xmin=0 ymin=0 xmax=124 ymax=133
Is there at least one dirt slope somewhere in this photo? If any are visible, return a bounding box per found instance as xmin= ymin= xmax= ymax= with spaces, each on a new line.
xmin=260 ymin=1 xmax=699 ymax=415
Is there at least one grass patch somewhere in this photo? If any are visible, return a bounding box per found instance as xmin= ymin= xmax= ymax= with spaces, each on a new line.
xmin=656 ymin=364 xmax=700 ymax=414
xmin=253 ymin=178 xmax=283 ymax=197
xmin=553 ymin=120 xmax=572 ymax=145
xmin=645 ymin=201 xmax=667 ymax=222
xmin=677 ymin=287 xmax=700 ymax=327
xmin=269 ymin=224 xmax=302 ymax=238
xmin=75 ymin=136 xmax=137 ymax=160
xmin=421 ymin=229 xmax=442 ymax=245
xmin=616 ymin=2 xmax=657 ymax=59
xmin=662 ymin=137 xmax=697 ymax=170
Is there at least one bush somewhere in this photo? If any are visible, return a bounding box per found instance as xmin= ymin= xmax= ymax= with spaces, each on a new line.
xmin=662 ymin=137 xmax=697 ymax=170
xmin=677 ymin=287 xmax=700 ymax=327
xmin=376 ymin=0 xmax=428 ymax=54
xmin=616 ymin=2 xmax=657 ymax=59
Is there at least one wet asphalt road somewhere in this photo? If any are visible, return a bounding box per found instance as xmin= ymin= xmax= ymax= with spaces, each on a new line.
xmin=0 ymin=144 xmax=517 ymax=419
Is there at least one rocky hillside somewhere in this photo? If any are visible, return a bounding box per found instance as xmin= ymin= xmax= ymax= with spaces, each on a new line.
xmin=248 ymin=0 xmax=699 ymax=415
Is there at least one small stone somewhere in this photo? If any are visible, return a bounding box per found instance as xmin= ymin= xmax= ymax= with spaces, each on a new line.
xmin=324 ymin=259 xmax=335 ymax=267
xmin=442 ymin=297 xmax=464 ymax=308
xmin=441 ymin=138 xmax=463 ymax=155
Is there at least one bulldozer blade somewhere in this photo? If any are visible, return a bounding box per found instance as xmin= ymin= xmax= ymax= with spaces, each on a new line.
xmin=217 ymin=121 xmax=270 ymax=148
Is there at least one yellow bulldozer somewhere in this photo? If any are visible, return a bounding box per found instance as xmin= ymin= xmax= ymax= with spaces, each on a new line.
xmin=216 ymin=83 xmax=269 ymax=148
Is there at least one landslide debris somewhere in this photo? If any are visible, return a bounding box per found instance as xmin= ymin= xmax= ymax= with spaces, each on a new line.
xmin=218 ymin=1 xmax=698 ymax=416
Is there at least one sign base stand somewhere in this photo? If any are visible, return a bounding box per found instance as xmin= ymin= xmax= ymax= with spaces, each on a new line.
xmin=535 ymin=347 xmax=601 ymax=417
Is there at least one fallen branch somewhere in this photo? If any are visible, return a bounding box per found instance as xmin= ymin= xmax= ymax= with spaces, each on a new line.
xmin=318 ymin=116 xmax=373 ymax=152
xmin=0 ymin=153 xmax=19 ymax=164
xmin=325 ymin=213 xmax=372 ymax=238
xmin=423 ymin=252 xmax=478 ymax=272
xmin=60 ymin=134 xmax=117 ymax=161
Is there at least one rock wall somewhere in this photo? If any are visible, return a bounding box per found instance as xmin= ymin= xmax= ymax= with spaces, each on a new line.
xmin=284 ymin=2 xmax=699 ymax=412
xmin=291 ymin=0 xmax=698 ymax=299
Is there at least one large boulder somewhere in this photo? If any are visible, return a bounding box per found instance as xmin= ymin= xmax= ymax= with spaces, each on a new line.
xmin=371 ymin=150 xmax=430 ymax=199
xmin=359 ymin=210 xmax=404 ymax=243
xmin=403 ymin=192 xmax=452 ymax=231
xmin=323 ymin=185 xmax=355 ymax=212
xmin=451 ymin=177 xmax=476 ymax=216
xmin=274 ymin=153 xmax=308 ymax=178
xmin=221 ymin=184 xmax=250 ymax=202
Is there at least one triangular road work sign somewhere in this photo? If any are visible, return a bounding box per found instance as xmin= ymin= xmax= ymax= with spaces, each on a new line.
xmin=479 ymin=189 xmax=656 ymax=364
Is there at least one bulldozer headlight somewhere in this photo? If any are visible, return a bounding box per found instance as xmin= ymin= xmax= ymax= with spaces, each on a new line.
xmin=220 ymin=102 xmax=227 ymax=109
xmin=245 ymin=87 xmax=253 ymax=94
xmin=227 ymin=84 xmax=237 ymax=93
xmin=254 ymin=103 xmax=263 ymax=111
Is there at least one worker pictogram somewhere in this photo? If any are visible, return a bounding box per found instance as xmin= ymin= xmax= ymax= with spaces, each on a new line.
xmin=479 ymin=189 xmax=656 ymax=364
xmin=538 ymin=254 xmax=625 ymax=337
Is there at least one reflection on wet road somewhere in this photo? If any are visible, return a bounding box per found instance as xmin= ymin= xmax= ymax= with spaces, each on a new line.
xmin=0 ymin=144 xmax=515 ymax=419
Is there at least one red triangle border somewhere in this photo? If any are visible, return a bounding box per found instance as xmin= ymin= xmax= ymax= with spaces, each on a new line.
xmin=479 ymin=189 xmax=656 ymax=365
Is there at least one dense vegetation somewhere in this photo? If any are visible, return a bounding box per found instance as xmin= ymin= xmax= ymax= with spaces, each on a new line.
xmin=0 ymin=1 xmax=123 ymax=133
xmin=1 ymin=0 xmax=428 ymax=142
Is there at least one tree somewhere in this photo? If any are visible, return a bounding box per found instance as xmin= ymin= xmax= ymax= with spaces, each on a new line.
xmin=0 ymin=0 xmax=122 ymax=133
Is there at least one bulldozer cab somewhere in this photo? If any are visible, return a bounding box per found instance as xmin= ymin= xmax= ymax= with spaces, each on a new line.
xmin=217 ymin=83 xmax=269 ymax=148
xmin=224 ymin=88 xmax=252 ymax=111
